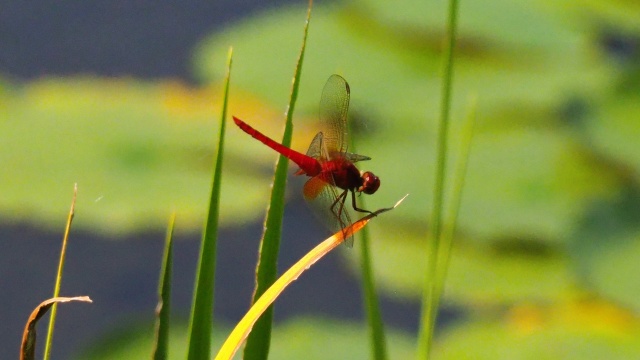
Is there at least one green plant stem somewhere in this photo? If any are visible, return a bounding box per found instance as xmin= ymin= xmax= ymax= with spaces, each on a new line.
xmin=351 ymin=119 xmax=388 ymax=360
xmin=417 ymin=0 xmax=459 ymax=358
xmin=359 ymin=223 xmax=388 ymax=360
xmin=434 ymin=97 xmax=476 ymax=303
xmin=43 ymin=183 xmax=77 ymax=360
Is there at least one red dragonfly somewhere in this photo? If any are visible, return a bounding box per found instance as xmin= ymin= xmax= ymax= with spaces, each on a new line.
xmin=232 ymin=74 xmax=380 ymax=246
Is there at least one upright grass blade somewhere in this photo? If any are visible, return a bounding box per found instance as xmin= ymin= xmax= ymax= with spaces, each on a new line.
xmin=351 ymin=131 xmax=388 ymax=360
xmin=186 ymin=47 xmax=233 ymax=360
xmin=434 ymin=98 xmax=476 ymax=300
xmin=216 ymin=198 xmax=405 ymax=360
xmin=43 ymin=183 xmax=77 ymax=360
xmin=419 ymin=98 xmax=476 ymax=357
xmin=416 ymin=0 xmax=460 ymax=358
xmin=242 ymin=2 xmax=312 ymax=359
xmin=153 ymin=213 xmax=176 ymax=360
xmin=359 ymin=222 xmax=388 ymax=360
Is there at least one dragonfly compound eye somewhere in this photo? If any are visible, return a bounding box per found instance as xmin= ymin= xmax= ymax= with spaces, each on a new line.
xmin=360 ymin=171 xmax=380 ymax=195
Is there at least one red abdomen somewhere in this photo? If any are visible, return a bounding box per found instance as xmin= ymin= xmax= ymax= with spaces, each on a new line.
xmin=233 ymin=116 xmax=321 ymax=176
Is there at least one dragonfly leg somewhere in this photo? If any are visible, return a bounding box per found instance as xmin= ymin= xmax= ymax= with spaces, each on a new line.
xmin=329 ymin=190 xmax=352 ymax=242
xmin=330 ymin=189 xmax=349 ymax=221
xmin=350 ymin=190 xmax=374 ymax=215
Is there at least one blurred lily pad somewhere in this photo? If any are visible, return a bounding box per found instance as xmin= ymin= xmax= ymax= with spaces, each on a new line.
xmin=349 ymin=223 xmax=575 ymax=303
xmin=585 ymin=95 xmax=640 ymax=181
xmin=359 ymin=0 xmax=581 ymax=47
xmin=194 ymin=0 xmax=612 ymax=127
xmin=267 ymin=317 xmax=415 ymax=359
xmin=539 ymin=0 xmax=640 ymax=29
xmin=587 ymin=230 xmax=640 ymax=311
xmin=570 ymin=186 xmax=640 ymax=312
xmin=364 ymin=124 xmax=619 ymax=247
xmin=0 ymin=77 xmax=282 ymax=233
xmin=458 ymin=127 xmax=619 ymax=242
xmin=433 ymin=299 xmax=640 ymax=359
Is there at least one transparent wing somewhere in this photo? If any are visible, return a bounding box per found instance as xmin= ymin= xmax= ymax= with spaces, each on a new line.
xmin=303 ymin=175 xmax=354 ymax=248
xmin=319 ymin=74 xmax=350 ymax=155
xmin=343 ymin=152 xmax=371 ymax=163
xmin=304 ymin=132 xmax=328 ymax=161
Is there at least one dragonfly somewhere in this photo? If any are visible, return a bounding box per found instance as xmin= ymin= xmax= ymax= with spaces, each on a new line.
xmin=232 ymin=74 xmax=380 ymax=246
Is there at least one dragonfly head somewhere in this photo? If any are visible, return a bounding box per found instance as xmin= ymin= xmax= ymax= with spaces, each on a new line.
xmin=360 ymin=171 xmax=380 ymax=195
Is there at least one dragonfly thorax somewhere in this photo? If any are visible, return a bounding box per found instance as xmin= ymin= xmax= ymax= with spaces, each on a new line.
xmin=322 ymin=160 xmax=380 ymax=195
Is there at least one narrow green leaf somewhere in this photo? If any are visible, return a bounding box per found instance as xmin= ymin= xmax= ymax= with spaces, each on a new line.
xmin=422 ymin=98 xmax=476 ymax=357
xmin=153 ymin=213 xmax=176 ymax=360
xmin=351 ymin=121 xmax=388 ymax=360
xmin=43 ymin=183 xmax=78 ymax=360
xmin=242 ymin=2 xmax=312 ymax=359
xmin=417 ymin=0 xmax=460 ymax=359
xmin=435 ymin=97 xmax=476 ymax=294
xmin=186 ymin=47 xmax=233 ymax=360
xmin=359 ymin=223 xmax=389 ymax=360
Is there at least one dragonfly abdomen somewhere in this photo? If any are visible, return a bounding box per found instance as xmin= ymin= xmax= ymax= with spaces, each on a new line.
xmin=233 ymin=116 xmax=321 ymax=175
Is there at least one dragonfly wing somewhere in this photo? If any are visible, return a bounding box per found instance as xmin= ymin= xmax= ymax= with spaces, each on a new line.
xmin=303 ymin=175 xmax=354 ymax=247
xmin=343 ymin=152 xmax=371 ymax=163
xmin=319 ymin=74 xmax=350 ymax=155
xmin=304 ymin=132 xmax=328 ymax=161
xmin=294 ymin=132 xmax=328 ymax=176
xmin=302 ymin=175 xmax=326 ymax=201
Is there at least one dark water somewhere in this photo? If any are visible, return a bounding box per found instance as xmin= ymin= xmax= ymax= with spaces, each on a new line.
xmin=0 ymin=0 xmax=298 ymax=83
